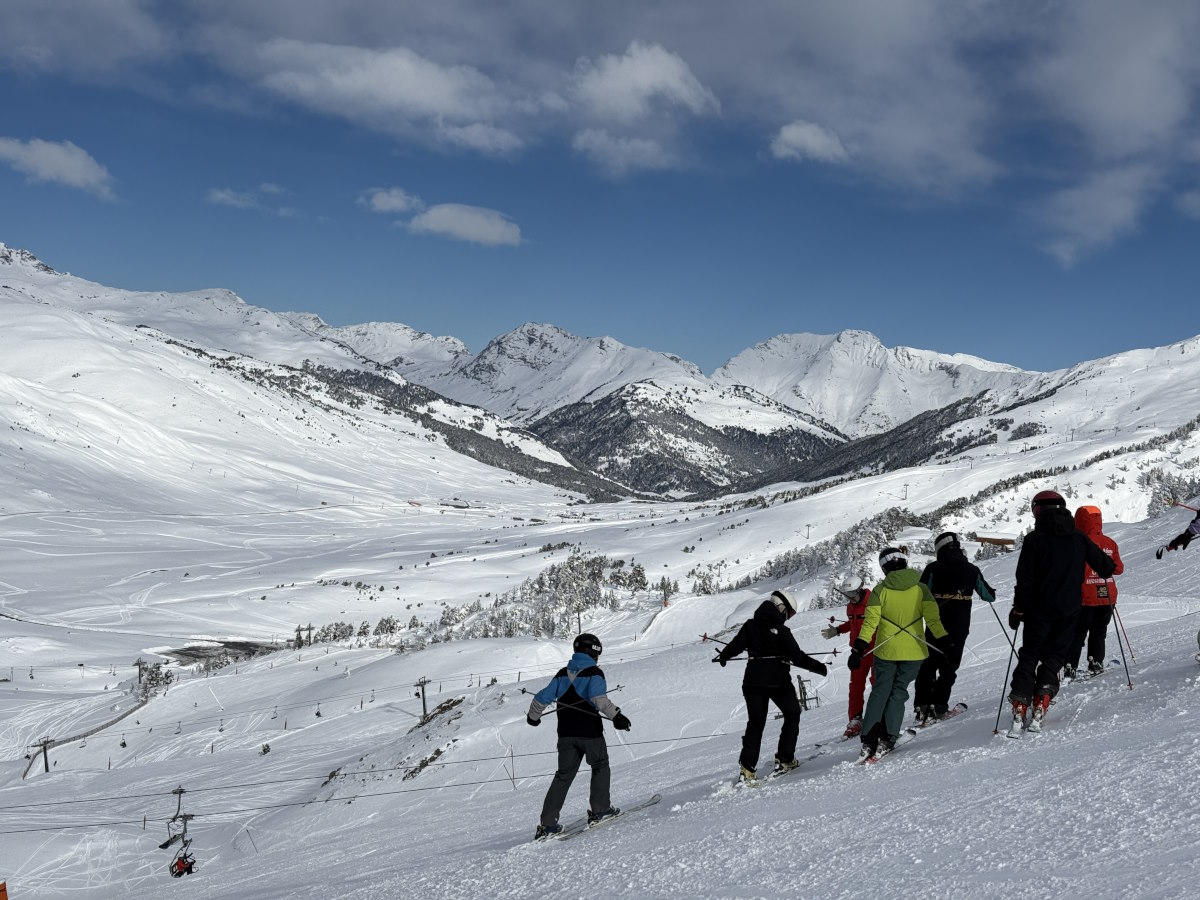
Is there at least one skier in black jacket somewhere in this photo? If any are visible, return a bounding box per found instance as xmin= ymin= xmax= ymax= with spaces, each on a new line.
xmin=913 ymin=532 xmax=996 ymax=723
xmin=714 ymin=590 xmax=828 ymax=783
xmin=1008 ymin=491 xmax=1116 ymax=732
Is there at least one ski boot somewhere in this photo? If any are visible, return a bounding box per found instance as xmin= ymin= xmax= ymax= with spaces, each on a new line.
xmin=1028 ymin=694 xmax=1051 ymax=733
xmin=535 ymin=822 xmax=563 ymax=840
xmin=736 ymin=764 xmax=758 ymax=787
xmin=932 ymin=704 xmax=949 ymax=720
xmin=587 ymin=806 xmax=621 ymax=825
xmin=914 ymin=705 xmax=932 ymax=727
xmin=1007 ymin=696 xmax=1028 ymax=738
xmin=1062 ymin=663 xmax=1076 ymax=681
xmin=843 ymin=715 xmax=863 ymax=738
xmin=857 ymin=736 xmax=878 ymax=763
xmin=1087 ymin=657 xmax=1104 ymax=677
xmin=877 ymin=735 xmax=897 ymax=757
xmin=772 ymin=755 xmax=800 ymax=777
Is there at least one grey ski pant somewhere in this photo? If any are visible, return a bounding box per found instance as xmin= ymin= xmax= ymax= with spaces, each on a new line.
xmin=540 ymin=735 xmax=610 ymax=826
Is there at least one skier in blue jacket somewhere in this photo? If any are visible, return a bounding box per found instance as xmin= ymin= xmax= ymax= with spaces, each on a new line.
xmin=527 ymin=633 xmax=630 ymax=838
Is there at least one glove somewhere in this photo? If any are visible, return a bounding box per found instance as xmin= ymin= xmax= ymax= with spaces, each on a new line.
xmin=526 ymin=714 xmax=540 ymax=727
xmin=820 ymin=625 xmax=839 ymax=640
xmin=939 ymin=636 xmax=959 ymax=656
xmin=712 ymin=655 xmax=727 ymax=667
xmin=612 ymin=712 xmax=631 ymax=731
xmin=846 ymin=637 xmax=869 ymax=671
xmin=1008 ymin=609 xmax=1022 ymax=631
xmin=810 ymin=661 xmax=829 ymax=677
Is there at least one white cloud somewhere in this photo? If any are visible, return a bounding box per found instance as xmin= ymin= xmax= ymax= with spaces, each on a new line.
xmin=206 ymin=184 xmax=297 ymax=216
xmin=0 ymin=137 xmax=115 ymax=199
xmin=1177 ymin=188 xmax=1200 ymax=220
xmin=1040 ymin=164 xmax=1159 ymax=267
xmin=358 ymin=187 xmax=423 ymax=214
xmin=572 ymin=129 xmax=675 ymax=178
xmin=771 ymin=121 xmax=849 ymax=164
xmin=1020 ymin=2 xmax=1200 ymax=161
xmin=206 ymin=187 xmax=259 ymax=209
xmin=572 ymin=41 xmax=719 ymax=124
xmin=0 ymin=0 xmax=168 ymax=74
xmin=407 ymin=203 xmax=521 ymax=246
xmin=436 ymin=122 xmax=524 ymax=155
xmin=252 ymin=38 xmax=521 ymax=157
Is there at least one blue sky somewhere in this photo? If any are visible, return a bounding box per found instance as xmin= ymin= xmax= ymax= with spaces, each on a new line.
xmin=2 ymin=1 xmax=1200 ymax=374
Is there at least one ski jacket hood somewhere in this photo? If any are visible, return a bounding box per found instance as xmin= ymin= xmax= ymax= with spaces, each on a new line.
xmin=1074 ymin=506 xmax=1103 ymax=540
xmin=859 ymin=568 xmax=947 ymax=661
xmin=1038 ymin=505 xmax=1077 ymax=537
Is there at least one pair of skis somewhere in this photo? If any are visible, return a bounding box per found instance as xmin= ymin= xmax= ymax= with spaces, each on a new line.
xmin=857 ymin=702 xmax=968 ymax=764
xmin=536 ymin=793 xmax=662 ymax=842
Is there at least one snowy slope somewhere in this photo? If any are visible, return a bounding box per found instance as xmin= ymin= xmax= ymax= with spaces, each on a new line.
xmin=3 ymin=509 xmax=1200 ymax=899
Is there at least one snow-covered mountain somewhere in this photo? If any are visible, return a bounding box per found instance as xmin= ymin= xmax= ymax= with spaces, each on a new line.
xmin=0 ymin=244 xmax=628 ymax=510
xmin=713 ymin=330 xmax=1031 ymax=438
xmin=282 ymin=313 xmax=471 ymax=378
xmin=6 ymin=240 xmax=1200 ymax=899
xmin=408 ymin=322 xmax=709 ymax=424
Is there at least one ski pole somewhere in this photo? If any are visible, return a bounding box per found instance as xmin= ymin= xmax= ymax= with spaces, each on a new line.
xmin=993 ymin=622 xmax=1019 ymax=735
xmin=519 ymin=691 xmax=612 ymax=721
xmin=1170 ymin=499 xmax=1199 ymax=512
xmin=1110 ymin=609 xmax=1133 ymax=690
xmin=1112 ymin=605 xmax=1135 ymax=662
xmin=985 ymin=601 xmax=1016 ymax=651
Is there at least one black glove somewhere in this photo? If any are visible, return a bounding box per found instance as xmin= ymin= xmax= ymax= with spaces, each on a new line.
xmin=1008 ymin=609 xmax=1022 ymax=631
xmin=712 ymin=655 xmax=727 ymax=667
xmin=811 ymin=661 xmax=829 ymax=677
xmin=846 ymin=637 xmax=869 ymax=671
xmin=612 ymin=712 xmax=631 ymax=731
xmin=938 ymin=635 xmax=959 ymax=656
xmin=526 ymin=714 xmax=540 ymax=727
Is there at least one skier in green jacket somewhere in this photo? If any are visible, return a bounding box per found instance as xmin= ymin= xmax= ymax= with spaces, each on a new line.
xmin=848 ymin=546 xmax=949 ymax=760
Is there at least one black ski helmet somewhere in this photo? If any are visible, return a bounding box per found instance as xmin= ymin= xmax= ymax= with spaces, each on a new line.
xmin=1031 ymin=490 xmax=1066 ymax=517
xmin=878 ymin=546 xmax=907 ymax=574
xmin=770 ymin=590 xmax=797 ymax=618
xmin=934 ymin=532 xmax=960 ymax=553
xmin=573 ymin=633 xmax=603 ymax=659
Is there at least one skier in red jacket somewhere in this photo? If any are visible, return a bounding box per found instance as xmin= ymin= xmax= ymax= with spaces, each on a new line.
xmin=1065 ymin=506 xmax=1124 ymax=678
xmin=822 ymin=580 xmax=874 ymax=737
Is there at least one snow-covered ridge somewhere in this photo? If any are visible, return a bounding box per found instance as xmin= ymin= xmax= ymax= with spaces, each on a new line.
xmin=713 ymin=330 xmax=1032 ymax=437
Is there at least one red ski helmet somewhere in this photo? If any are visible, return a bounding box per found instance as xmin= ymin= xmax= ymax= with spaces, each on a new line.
xmin=1031 ymin=490 xmax=1066 ymax=517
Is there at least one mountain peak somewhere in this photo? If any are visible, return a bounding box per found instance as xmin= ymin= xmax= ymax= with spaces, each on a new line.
xmin=0 ymin=243 xmax=57 ymax=275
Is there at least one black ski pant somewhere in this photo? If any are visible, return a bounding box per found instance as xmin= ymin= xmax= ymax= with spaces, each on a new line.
xmin=739 ymin=682 xmax=801 ymax=772
xmin=914 ymin=628 xmax=967 ymax=713
xmin=1068 ymin=605 xmax=1114 ymax=670
xmin=540 ymin=735 xmax=610 ymax=827
xmin=1010 ymin=608 xmax=1078 ymax=702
